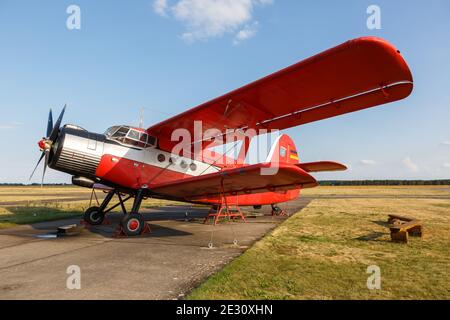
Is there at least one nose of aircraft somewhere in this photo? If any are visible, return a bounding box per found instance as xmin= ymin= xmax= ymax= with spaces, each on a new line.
xmin=38 ymin=138 xmax=46 ymax=151
xmin=29 ymin=105 xmax=67 ymax=185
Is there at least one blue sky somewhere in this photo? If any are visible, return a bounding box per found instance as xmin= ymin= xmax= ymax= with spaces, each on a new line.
xmin=0 ymin=0 xmax=449 ymax=183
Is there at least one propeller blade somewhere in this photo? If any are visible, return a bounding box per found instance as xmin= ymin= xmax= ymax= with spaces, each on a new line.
xmin=32 ymin=104 xmax=66 ymax=185
xmin=29 ymin=151 xmax=45 ymax=180
xmin=41 ymin=149 xmax=50 ymax=187
xmin=46 ymin=109 xmax=53 ymax=138
xmin=48 ymin=104 xmax=66 ymax=142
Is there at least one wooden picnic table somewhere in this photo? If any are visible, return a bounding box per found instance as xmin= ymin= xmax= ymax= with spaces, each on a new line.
xmin=387 ymin=214 xmax=423 ymax=243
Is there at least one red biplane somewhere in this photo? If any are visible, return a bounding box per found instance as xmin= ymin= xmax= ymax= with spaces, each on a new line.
xmin=31 ymin=37 xmax=413 ymax=236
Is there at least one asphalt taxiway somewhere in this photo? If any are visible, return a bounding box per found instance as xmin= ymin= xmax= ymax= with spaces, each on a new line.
xmin=0 ymin=199 xmax=310 ymax=299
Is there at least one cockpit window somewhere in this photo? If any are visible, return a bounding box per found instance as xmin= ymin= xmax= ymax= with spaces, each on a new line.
xmin=127 ymin=129 xmax=140 ymax=141
xmin=139 ymin=134 xmax=147 ymax=143
xmin=115 ymin=127 xmax=129 ymax=137
xmin=104 ymin=125 xmax=157 ymax=149
xmin=104 ymin=126 xmax=120 ymax=137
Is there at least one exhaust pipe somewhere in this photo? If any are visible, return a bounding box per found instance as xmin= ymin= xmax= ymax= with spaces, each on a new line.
xmin=72 ymin=176 xmax=96 ymax=189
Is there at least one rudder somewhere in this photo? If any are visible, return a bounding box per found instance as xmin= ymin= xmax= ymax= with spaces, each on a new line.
xmin=265 ymin=134 xmax=299 ymax=165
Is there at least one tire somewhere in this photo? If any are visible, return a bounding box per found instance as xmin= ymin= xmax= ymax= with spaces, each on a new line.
xmin=121 ymin=212 xmax=145 ymax=237
xmin=83 ymin=206 xmax=105 ymax=226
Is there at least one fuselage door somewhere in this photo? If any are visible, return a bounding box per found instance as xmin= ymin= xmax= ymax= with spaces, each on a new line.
xmin=87 ymin=133 xmax=98 ymax=150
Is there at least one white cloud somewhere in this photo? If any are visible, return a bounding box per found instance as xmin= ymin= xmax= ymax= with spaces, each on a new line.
xmin=441 ymin=141 xmax=450 ymax=146
xmin=360 ymin=159 xmax=377 ymax=166
xmin=153 ymin=0 xmax=169 ymax=16
xmin=444 ymin=163 xmax=450 ymax=169
xmin=152 ymin=0 xmax=273 ymax=43
xmin=233 ymin=22 xmax=258 ymax=45
xmin=0 ymin=122 xmax=22 ymax=130
xmin=402 ymin=157 xmax=419 ymax=172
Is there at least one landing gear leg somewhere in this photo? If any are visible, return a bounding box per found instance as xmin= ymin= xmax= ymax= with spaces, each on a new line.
xmin=83 ymin=190 xmax=115 ymax=225
xmin=121 ymin=189 xmax=146 ymax=236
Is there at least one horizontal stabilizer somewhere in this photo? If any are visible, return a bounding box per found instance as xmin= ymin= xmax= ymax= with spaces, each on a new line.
xmin=296 ymin=161 xmax=347 ymax=173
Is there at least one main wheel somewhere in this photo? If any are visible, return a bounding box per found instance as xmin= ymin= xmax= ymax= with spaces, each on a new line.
xmin=83 ymin=206 xmax=105 ymax=225
xmin=121 ymin=212 xmax=145 ymax=236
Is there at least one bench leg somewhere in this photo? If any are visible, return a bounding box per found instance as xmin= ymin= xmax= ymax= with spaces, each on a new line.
xmin=391 ymin=230 xmax=409 ymax=243
xmin=408 ymin=225 xmax=423 ymax=237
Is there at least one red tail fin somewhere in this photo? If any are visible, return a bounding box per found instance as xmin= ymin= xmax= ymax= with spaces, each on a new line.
xmin=266 ymin=134 xmax=299 ymax=164
xmin=265 ymin=134 xmax=348 ymax=173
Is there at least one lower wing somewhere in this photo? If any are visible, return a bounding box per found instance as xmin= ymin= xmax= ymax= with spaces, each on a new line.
xmin=150 ymin=163 xmax=317 ymax=201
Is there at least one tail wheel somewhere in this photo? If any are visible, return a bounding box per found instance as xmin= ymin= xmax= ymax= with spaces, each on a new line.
xmin=271 ymin=205 xmax=282 ymax=216
xmin=83 ymin=206 xmax=105 ymax=225
xmin=121 ymin=212 xmax=145 ymax=236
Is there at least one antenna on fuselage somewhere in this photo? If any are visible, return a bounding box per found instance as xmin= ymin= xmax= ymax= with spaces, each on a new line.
xmin=138 ymin=107 xmax=144 ymax=128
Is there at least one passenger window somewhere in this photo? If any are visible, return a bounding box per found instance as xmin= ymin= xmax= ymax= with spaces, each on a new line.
xmin=158 ymin=154 xmax=166 ymax=162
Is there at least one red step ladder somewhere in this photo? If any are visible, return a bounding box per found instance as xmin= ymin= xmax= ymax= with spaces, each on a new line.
xmin=203 ymin=204 xmax=247 ymax=225
xmin=203 ymin=182 xmax=247 ymax=225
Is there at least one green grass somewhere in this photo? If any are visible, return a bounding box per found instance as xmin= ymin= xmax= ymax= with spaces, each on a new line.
xmin=188 ymin=197 xmax=450 ymax=300
xmin=0 ymin=206 xmax=82 ymax=228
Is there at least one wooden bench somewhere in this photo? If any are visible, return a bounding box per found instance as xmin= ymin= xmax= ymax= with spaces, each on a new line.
xmin=388 ymin=214 xmax=415 ymax=224
xmin=387 ymin=215 xmax=423 ymax=243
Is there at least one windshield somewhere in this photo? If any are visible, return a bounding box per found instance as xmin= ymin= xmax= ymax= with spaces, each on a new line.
xmin=104 ymin=126 xmax=157 ymax=149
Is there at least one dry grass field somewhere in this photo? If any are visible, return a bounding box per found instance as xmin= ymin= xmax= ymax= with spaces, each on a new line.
xmin=188 ymin=186 xmax=450 ymax=300
xmin=301 ymin=185 xmax=450 ymax=197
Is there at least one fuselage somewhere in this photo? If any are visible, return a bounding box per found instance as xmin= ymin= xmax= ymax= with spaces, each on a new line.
xmin=48 ymin=125 xmax=300 ymax=205
xmin=49 ymin=125 xmax=220 ymax=187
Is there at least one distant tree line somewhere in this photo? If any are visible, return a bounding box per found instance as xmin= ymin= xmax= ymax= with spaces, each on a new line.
xmin=1 ymin=180 xmax=450 ymax=187
xmin=319 ymin=180 xmax=450 ymax=186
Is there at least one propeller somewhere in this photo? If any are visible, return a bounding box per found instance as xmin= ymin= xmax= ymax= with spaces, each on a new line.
xmin=29 ymin=105 xmax=66 ymax=186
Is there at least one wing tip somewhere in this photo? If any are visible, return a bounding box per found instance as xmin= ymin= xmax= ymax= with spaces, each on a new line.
xmin=350 ymin=36 xmax=414 ymax=82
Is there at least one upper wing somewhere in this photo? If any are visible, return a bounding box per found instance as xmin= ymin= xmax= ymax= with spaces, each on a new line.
xmin=296 ymin=161 xmax=347 ymax=173
xmin=150 ymin=163 xmax=317 ymax=201
xmin=148 ymin=37 xmax=413 ymax=152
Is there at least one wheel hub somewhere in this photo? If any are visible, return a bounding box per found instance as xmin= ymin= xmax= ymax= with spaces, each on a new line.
xmin=128 ymin=219 xmax=140 ymax=231
xmin=90 ymin=211 xmax=101 ymax=222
